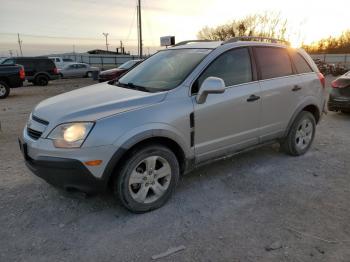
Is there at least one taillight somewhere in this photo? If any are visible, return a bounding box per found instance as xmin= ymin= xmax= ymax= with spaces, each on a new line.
xmin=331 ymin=81 xmax=339 ymax=88
xmin=19 ymin=67 xmax=25 ymax=80
xmin=317 ymin=72 xmax=325 ymax=88
xmin=53 ymin=67 xmax=58 ymax=74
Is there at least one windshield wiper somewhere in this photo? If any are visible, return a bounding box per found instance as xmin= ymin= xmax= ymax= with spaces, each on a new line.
xmin=117 ymin=82 xmax=150 ymax=92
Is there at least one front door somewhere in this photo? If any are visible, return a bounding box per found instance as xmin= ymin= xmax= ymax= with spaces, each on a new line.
xmin=193 ymin=47 xmax=261 ymax=163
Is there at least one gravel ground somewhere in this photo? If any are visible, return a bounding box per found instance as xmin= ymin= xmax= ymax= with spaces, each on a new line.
xmin=1 ymin=77 xmax=350 ymax=262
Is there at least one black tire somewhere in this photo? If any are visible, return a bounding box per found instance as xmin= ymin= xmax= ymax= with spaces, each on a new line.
xmin=34 ymin=75 xmax=49 ymax=86
xmin=0 ymin=81 xmax=10 ymax=99
xmin=86 ymin=71 xmax=93 ymax=78
xmin=282 ymin=111 xmax=316 ymax=156
xmin=114 ymin=144 xmax=180 ymax=213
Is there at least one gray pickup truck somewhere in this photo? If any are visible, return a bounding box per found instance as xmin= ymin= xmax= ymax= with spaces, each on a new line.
xmin=0 ymin=64 xmax=25 ymax=99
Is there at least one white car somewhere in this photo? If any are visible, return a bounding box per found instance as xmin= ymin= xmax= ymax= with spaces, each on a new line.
xmin=49 ymin=57 xmax=74 ymax=69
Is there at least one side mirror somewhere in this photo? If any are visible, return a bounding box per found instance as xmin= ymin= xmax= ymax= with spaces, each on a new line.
xmin=196 ymin=77 xmax=226 ymax=104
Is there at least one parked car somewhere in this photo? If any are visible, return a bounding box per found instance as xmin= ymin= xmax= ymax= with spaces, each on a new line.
xmin=0 ymin=64 xmax=25 ymax=99
xmin=58 ymin=63 xmax=99 ymax=78
xmin=20 ymin=38 xmax=326 ymax=213
xmin=98 ymin=59 xmax=143 ymax=82
xmin=328 ymin=71 xmax=350 ymax=113
xmin=49 ymin=57 xmax=74 ymax=69
xmin=1 ymin=57 xmax=59 ymax=86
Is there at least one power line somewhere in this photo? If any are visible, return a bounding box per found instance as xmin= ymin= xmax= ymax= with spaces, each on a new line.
xmin=0 ymin=32 xmax=150 ymax=42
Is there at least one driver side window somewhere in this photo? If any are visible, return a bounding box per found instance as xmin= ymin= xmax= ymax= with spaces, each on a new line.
xmin=193 ymin=48 xmax=252 ymax=94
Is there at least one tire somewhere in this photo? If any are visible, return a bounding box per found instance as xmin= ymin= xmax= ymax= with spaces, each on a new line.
xmin=114 ymin=144 xmax=180 ymax=213
xmin=34 ymin=75 xmax=49 ymax=86
xmin=86 ymin=72 xmax=93 ymax=78
xmin=0 ymin=81 xmax=10 ymax=99
xmin=341 ymin=110 xmax=350 ymax=114
xmin=282 ymin=111 xmax=316 ymax=156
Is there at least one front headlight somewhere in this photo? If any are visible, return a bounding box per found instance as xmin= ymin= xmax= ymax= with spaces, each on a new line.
xmin=47 ymin=122 xmax=94 ymax=148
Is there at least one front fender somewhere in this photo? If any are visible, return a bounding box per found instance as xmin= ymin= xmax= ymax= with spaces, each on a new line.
xmin=113 ymin=123 xmax=192 ymax=158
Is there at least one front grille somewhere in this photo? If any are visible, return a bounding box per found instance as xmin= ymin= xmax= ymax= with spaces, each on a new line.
xmin=27 ymin=128 xmax=43 ymax=140
xmin=32 ymin=115 xmax=49 ymax=126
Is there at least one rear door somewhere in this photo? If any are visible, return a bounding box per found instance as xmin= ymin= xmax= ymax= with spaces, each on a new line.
xmin=254 ymin=47 xmax=297 ymax=141
xmin=193 ymin=47 xmax=261 ymax=162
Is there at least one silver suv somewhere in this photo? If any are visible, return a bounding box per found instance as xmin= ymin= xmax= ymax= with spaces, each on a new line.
xmin=20 ymin=37 xmax=326 ymax=213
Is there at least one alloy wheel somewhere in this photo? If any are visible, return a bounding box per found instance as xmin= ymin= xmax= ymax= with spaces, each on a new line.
xmin=128 ymin=156 xmax=172 ymax=204
xmin=295 ymin=119 xmax=313 ymax=151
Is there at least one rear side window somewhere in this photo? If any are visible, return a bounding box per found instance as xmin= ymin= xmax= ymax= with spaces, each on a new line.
xmin=254 ymin=47 xmax=293 ymax=80
xmin=290 ymin=51 xmax=313 ymax=74
xmin=198 ymin=47 xmax=252 ymax=88
xmin=1 ymin=59 xmax=15 ymax=65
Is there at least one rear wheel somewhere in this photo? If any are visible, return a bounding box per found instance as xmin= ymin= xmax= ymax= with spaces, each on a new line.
xmin=114 ymin=144 xmax=179 ymax=213
xmin=34 ymin=75 xmax=49 ymax=86
xmin=86 ymin=71 xmax=93 ymax=78
xmin=0 ymin=81 xmax=10 ymax=99
xmin=282 ymin=111 xmax=316 ymax=156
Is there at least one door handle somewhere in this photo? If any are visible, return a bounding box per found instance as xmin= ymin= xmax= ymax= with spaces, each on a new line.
xmin=247 ymin=94 xmax=260 ymax=102
xmin=292 ymin=85 xmax=302 ymax=92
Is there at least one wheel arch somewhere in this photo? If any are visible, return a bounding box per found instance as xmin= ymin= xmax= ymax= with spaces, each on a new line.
xmin=285 ymin=101 xmax=321 ymax=137
xmin=102 ymin=133 xmax=192 ymax=188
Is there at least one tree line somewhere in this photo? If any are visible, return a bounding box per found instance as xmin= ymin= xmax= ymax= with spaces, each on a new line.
xmin=302 ymin=31 xmax=350 ymax=54
xmin=197 ymin=13 xmax=350 ymax=54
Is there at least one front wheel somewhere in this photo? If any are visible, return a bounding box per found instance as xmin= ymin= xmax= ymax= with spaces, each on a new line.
xmin=282 ymin=111 xmax=316 ymax=156
xmin=114 ymin=145 xmax=180 ymax=213
xmin=0 ymin=81 xmax=10 ymax=99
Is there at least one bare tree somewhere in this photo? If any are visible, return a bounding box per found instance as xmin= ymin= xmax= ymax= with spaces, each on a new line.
xmin=197 ymin=12 xmax=289 ymax=41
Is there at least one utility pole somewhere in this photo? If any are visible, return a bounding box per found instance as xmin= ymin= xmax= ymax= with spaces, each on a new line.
xmin=102 ymin=33 xmax=109 ymax=51
xmin=137 ymin=0 xmax=143 ymax=58
xmin=17 ymin=33 xmax=23 ymax=56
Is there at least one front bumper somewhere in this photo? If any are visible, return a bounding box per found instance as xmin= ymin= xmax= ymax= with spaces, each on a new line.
xmin=24 ymin=154 xmax=107 ymax=193
xmin=19 ymin=132 xmax=116 ymax=193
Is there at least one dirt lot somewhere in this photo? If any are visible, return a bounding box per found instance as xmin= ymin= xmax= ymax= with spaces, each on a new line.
xmin=1 ymin=77 xmax=350 ymax=262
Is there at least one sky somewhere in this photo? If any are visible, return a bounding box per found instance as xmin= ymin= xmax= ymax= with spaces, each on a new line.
xmin=0 ymin=0 xmax=349 ymax=56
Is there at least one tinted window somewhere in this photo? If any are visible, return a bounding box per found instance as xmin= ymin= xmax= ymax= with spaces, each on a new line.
xmin=1 ymin=59 xmax=15 ymax=65
xmin=198 ymin=48 xmax=252 ymax=88
xmin=255 ymin=47 xmax=293 ymax=79
xmin=290 ymin=51 xmax=313 ymax=74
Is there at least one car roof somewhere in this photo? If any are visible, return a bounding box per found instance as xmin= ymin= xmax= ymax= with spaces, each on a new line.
xmin=168 ymin=40 xmax=290 ymax=50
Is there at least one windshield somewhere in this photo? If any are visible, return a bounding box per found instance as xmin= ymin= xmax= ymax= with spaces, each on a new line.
xmin=118 ymin=49 xmax=212 ymax=92
xmin=118 ymin=60 xmax=139 ymax=70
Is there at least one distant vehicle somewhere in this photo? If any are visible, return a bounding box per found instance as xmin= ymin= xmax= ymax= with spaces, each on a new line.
xmin=49 ymin=57 xmax=74 ymax=69
xmin=58 ymin=63 xmax=99 ymax=78
xmin=98 ymin=59 xmax=143 ymax=82
xmin=0 ymin=64 xmax=25 ymax=99
xmin=1 ymin=57 xmax=59 ymax=86
xmin=328 ymin=71 xmax=350 ymax=113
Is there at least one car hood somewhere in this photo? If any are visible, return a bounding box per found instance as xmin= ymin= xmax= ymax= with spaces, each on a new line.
xmin=100 ymin=68 xmax=124 ymax=75
xmin=32 ymin=82 xmax=167 ymax=124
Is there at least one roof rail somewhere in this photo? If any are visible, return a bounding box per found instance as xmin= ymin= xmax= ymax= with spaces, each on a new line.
xmin=173 ymin=40 xmax=215 ymax=47
xmin=222 ymin=36 xmax=290 ymax=46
